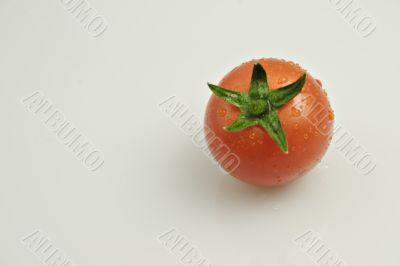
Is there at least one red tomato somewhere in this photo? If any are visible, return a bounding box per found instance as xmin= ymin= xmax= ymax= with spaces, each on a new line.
xmin=205 ymin=58 xmax=334 ymax=187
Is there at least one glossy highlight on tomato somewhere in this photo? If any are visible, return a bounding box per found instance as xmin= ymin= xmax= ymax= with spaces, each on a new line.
xmin=205 ymin=58 xmax=334 ymax=187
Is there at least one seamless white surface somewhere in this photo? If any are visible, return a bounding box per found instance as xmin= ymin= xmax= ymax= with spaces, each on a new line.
xmin=1 ymin=0 xmax=399 ymax=265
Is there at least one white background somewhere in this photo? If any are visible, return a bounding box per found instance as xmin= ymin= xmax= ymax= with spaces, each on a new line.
xmin=1 ymin=0 xmax=399 ymax=265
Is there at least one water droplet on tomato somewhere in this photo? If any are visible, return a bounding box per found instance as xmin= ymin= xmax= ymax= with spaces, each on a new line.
xmin=217 ymin=108 xmax=226 ymax=117
xmin=328 ymin=111 xmax=335 ymax=121
xmin=249 ymin=131 xmax=256 ymax=139
xmin=291 ymin=107 xmax=301 ymax=117
xmin=304 ymin=133 xmax=309 ymax=140
xmin=278 ymin=77 xmax=288 ymax=85
xmin=316 ymin=79 xmax=322 ymax=86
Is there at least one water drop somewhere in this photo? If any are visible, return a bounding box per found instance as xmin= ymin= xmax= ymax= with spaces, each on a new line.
xmin=304 ymin=133 xmax=309 ymax=140
xmin=249 ymin=131 xmax=256 ymax=139
xmin=217 ymin=108 xmax=226 ymax=117
xmin=328 ymin=111 xmax=335 ymax=121
xmin=316 ymin=79 xmax=322 ymax=86
xmin=278 ymin=77 xmax=288 ymax=85
xmin=291 ymin=107 xmax=301 ymax=117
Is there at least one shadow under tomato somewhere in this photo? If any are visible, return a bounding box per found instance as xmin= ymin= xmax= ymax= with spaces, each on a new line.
xmin=176 ymin=139 xmax=309 ymax=202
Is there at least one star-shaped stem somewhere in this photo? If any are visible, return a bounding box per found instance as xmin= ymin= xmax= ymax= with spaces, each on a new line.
xmin=208 ymin=63 xmax=306 ymax=153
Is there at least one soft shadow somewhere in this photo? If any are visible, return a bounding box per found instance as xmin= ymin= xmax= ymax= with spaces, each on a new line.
xmin=176 ymin=141 xmax=311 ymax=204
xmin=214 ymin=171 xmax=310 ymax=210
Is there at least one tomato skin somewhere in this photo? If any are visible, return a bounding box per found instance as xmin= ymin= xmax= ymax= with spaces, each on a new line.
xmin=205 ymin=58 xmax=334 ymax=187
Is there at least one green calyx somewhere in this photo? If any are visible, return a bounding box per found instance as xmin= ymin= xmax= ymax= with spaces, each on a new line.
xmin=249 ymin=99 xmax=268 ymax=116
xmin=207 ymin=62 xmax=307 ymax=153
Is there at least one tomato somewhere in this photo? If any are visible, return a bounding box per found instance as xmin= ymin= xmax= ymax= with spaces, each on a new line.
xmin=205 ymin=58 xmax=334 ymax=187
